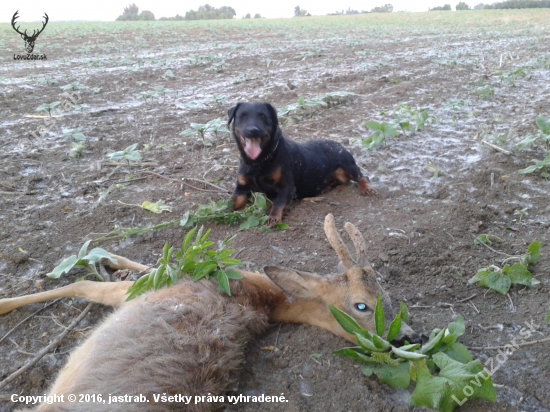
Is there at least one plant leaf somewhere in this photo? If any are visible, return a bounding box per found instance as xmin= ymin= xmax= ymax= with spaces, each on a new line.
xmin=526 ymin=241 xmax=541 ymax=264
xmin=374 ymin=295 xmax=385 ymax=337
xmin=410 ymin=353 xmax=496 ymax=412
xmin=46 ymin=255 xmax=78 ymax=279
xmin=329 ymin=305 xmax=363 ymax=336
xmin=387 ymin=312 xmax=402 ymax=342
xmin=362 ymin=362 xmax=411 ymax=389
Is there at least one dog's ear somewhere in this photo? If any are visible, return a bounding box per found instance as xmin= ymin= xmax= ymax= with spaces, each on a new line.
xmin=227 ymin=103 xmax=241 ymax=126
xmin=265 ymin=103 xmax=279 ymax=129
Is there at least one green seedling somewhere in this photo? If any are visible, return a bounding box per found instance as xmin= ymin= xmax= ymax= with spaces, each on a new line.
xmin=475 ymin=85 xmax=494 ymax=100
xmin=444 ymin=99 xmax=471 ymax=112
xmin=125 ymin=226 xmax=242 ymax=300
xmin=107 ymin=143 xmax=142 ymax=167
xmin=36 ymin=101 xmax=61 ymax=117
xmin=61 ymin=81 xmax=88 ymax=91
xmin=517 ymin=116 xmax=550 ymax=178
xmin=136 ymin=90 xmax=160 ymax=102
xmin=205 ymin=61 xmax=229 ymax=73
xmin=513 ymin=208 xmax=529 ymax=222
xmin=118 ymin=200 xmax=173 ymax=214
xmin=517 ymin=116 xmax=550 ymax=151
xmin=332 ymin=298 xmax=495 ymax=412
xmin=518 ymin=153 xmax=550 ymax=179
xmin=62 ymin=128 xmax=86 ymax=142
xmin=38 ymin=76 xmax=58 ymax=85
xmin=362 ymin=121 xmax=398 ymax=150
xmin=154 ymin=86 xmax=177 ymax=102
xmin=179 ymin=118 xmax=229 ymax=143
xmin=469 ymin=241 xmax=541 ymax=295
xmin=69 ymin=142 xmax=86 ymax=158
xmin=473 ymin=234 xmax=502 ymax=246
xmin=392 ymin=104 xmax=433 ymax=135
xmin=425 ymin=164 xmax=442 ymax=178
xmin=47 ymin=240 xmax=116 ymax=282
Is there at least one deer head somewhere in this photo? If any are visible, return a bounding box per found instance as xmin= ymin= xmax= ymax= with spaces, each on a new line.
xmin=11 ymin=11 xmax=49 ymax=54
xmin=269 ymin=214 xmax=419 ymax=344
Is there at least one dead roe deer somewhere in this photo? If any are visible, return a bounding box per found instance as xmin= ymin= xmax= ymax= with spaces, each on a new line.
xmin=0 ymin=214 xmax=418 ymax=411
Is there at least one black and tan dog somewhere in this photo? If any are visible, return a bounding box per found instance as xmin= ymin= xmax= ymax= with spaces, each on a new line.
xmin=228 ymin=102 xmax=375 ymax=225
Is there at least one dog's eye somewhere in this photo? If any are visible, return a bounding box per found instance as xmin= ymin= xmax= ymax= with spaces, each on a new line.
xmin=354 ymin=303 xmax=369 ymax=312
xmin=259 ymin=114 xmax=265 ymax=119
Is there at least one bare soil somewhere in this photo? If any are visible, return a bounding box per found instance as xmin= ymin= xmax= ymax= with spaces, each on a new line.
xmin=1 ymin=12 xmax=549 ymax=412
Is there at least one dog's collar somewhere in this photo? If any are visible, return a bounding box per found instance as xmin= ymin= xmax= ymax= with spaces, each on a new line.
xmin=250 ymin=138 xmax=279 ymax=165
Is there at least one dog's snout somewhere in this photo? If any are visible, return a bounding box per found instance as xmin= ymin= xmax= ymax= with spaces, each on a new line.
xmin=243 ymin=126 xmax=261 ymax=138
xmin=390 ymin=333 xmax=428 ymax=347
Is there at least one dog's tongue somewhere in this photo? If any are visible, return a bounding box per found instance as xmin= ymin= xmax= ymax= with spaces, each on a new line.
xmin=244 ymin=139 xmax=262 ymax=160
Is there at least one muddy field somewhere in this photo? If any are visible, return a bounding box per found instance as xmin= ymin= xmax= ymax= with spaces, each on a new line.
xmin=1 ymin=10 xmax=549 ymax=412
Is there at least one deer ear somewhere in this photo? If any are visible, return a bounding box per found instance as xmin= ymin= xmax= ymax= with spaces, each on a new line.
xmin=227 ymin=103 xmax=240 ymax=126
xmin=264 ymin=266 xmax=318 ymax=299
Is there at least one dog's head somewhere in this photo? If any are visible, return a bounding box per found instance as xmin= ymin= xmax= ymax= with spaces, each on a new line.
xmin=228 ymin=102 xmax=279 ymax=163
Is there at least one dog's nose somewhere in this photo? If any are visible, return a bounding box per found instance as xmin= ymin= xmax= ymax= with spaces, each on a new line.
xmin=244 ymin=126 xmax=261 ymax=137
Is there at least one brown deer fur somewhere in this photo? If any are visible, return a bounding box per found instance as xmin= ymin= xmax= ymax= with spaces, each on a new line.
xmin=2 ymin=214 xmax=418 ymax=411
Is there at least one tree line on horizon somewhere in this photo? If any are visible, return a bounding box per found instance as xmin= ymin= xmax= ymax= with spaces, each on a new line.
xmin=115 ymin=0 xmax=550 ymax=21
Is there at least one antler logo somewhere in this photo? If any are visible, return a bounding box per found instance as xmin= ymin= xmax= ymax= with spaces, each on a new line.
xmin=11 ymin=11 xmax=49 ymax=54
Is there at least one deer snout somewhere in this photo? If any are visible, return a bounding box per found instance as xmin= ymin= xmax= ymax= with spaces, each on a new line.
xmin=390 ymin=321 xmax=427 ymax=347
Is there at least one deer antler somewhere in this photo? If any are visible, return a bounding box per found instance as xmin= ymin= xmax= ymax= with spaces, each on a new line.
xmin=11 ymin=11 xmax=49 ymax=39
xmin=324 ymin=214 xmax=354 ymax=270
xmin=11 ymin=11 xmax=25 ymax=37
xmin=344 ymin=222 xmax=368 ymax=266
xmin=32 ymin=13 xmax=49 ymax=38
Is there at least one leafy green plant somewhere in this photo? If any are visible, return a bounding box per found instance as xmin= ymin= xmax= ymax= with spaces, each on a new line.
xmin=518 ymin=153 xmax=550 ymax=178
xmin=517 ymin=116 xmax=550 ymax=151
xmin=36 ymin=101 xmax=61 ymax=117
xmin=517 ymin=116 xmax=550 ymax=178
xmin=107 ymin=143 xmax=141 ymax=164
xmin=136 ymin=90 xmax=160 ymax=102
xmin=473 ymin=234 xmax=502 ymax=246
xmin=180 ymin=193 xmax=288 ymax=232
xmin=61 ymin=81 xmax=88 ymax=91
xmin=475 ymin=85 xmax=494 ymax=100
xmin=331 ymin=297 xmax=495 ymax=412
xmin=392 ymin=104 xmax=433 ymax=135
xmin=93 ymin=194 xmax=287 ymax=244
xmin=62 ymin=128 xmax=86 ymax=142
xmin=361 ymin=121 xmax=398 ymax=150
xmin=179 ymin=118 xmax=229 ymax=143
xmin=469 ymin=241 xmax=541 ymax=294
xmin=125 ymin=226 xmax=242 ymax=300
xmin=46 ymin=240 xmax=116 ymax=282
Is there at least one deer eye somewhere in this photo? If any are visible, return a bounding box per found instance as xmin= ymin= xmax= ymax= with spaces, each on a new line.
xmin=354 ymin=303 xmax=368 ymax=312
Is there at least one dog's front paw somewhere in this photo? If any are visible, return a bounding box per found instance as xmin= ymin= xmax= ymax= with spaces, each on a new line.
xmin=358 ymin=178 xmax=377 ymax=196
xmin=231 ymin=194 xmax=249 ymax=210
xmin=267 ymin=214 xmax=282 ymax=227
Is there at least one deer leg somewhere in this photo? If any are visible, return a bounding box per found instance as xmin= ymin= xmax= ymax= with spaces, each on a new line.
xmin=0 ymin=281 xmax=135 ymax=316
xmin=0 ymin=253 xmax=154 ymax=316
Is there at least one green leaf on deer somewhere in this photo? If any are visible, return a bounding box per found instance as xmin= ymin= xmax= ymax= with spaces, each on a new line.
xmin=329 ymin=305 xmax=363 ymax=336
xmin=374 ymin=295 xmax=385 ymax=337
xmin=386 ymin=312 xmax=402 ymax=343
